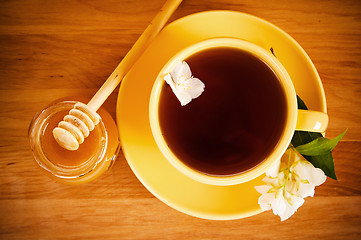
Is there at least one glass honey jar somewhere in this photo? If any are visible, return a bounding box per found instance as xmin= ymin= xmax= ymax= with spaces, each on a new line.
xmin=29 ymin=99 xmax=120 ymax=184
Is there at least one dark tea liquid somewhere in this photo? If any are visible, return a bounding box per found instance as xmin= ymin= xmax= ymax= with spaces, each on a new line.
xmin=158 ymin=47 xmax=287 ymax=176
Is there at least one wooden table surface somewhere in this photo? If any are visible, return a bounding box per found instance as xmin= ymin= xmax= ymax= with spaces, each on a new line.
xmin=1 ymin=0 xmax=360 ymax=239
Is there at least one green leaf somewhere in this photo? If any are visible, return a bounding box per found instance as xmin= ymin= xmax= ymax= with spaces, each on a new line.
xmin=295 ymin=130 xmax=347 ymax=156
xmin=296 ymin=95 xmax=308 ymax=110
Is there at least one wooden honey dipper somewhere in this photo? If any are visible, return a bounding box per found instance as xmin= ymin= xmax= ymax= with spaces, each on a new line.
xmin=53 ymin=0 xmax=182 ymax=151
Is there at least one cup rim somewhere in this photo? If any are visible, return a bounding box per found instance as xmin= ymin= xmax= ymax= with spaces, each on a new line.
xmin=149 ymin=37 xmax=297 ymax=186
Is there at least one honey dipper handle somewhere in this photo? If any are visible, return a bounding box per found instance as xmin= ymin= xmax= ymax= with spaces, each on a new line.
xmin=87 ymin=0 xmax=183 ymax=111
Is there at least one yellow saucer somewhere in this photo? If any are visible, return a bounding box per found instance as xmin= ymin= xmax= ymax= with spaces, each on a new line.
xmin=116 ymin=11 xmax=327 ymax=220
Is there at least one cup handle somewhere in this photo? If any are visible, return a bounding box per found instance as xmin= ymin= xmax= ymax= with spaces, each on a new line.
xmin=296 ymin=110 xmax=328 ymax=132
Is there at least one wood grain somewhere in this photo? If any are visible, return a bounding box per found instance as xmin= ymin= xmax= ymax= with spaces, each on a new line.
xmin=1 ymin=0 xmax=361 ymax=239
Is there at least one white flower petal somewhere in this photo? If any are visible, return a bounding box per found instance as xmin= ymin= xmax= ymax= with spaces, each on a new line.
xmin=293 ymin=160 xmax=326 ymax=186
xmin=279 ymin=192 xmax=304 ymax=221
xmin=291 ymin=160 xmax=310 ymax=179
xmin=164 ymin=73 xmax=191 ymax=106
xmin=185 ymin=77 xmax=205 ymax=98
xmin=277 ymin=172 xmax=287 ymax=186
xmin=173 ymin=88 xmax=192 ymax=106
xmin=255 ymin=185 xmax=272 ymax=194
xmin=271 ymin=189 xmax=286 ymax=216
xmin=171 ymin=61 xmax=192 ymax=83
xmin=279 ymin=203 xmax=295 ymax=221
xmin=285 ymin=179 xmax=297 ymax=195
xmin=262 ymin=176 xmax=280 ymax=186
xmin=308 ymin=167 xmax=327 ymax=186
xmin=266 ymin=159 xmax=281 ymax=177
xmin=164 ymin=73 xmax=173 ymax=84
xmin=165 ymin=73 xmax=183 ymax=100
xmin=260 ymin=203 xmax=272 ymax=211
xmin=297 ymin=183 xmax=315 ymax=198
xmin=285 ymin=191 xmax=305 ymax=211
xmin=164 ymin=73 xmax=175 ymax=89
xmin=259 ymin=192 xmax=274 ymax=204
xmin=258 ymin=193 xmax=274 ymax=211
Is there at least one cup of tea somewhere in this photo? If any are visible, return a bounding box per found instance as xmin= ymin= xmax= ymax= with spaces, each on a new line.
xmin=149 ymin=38 xmax=328 ymax=186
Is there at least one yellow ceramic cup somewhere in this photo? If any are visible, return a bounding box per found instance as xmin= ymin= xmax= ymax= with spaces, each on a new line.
xmin=149 ymin=38 xmax=328 ymax=186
